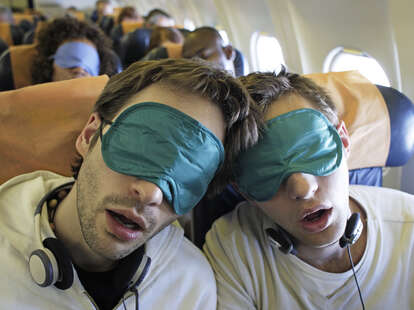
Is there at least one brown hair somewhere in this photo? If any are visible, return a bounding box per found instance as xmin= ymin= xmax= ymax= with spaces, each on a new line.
xmin=148 ymin=26 xmax=184 ymax=50
xmin=116 ymin=6 xmax=141 ymax=24
xmin=239 ymin=67 xmax=339 ymax=125
xmin=72 ymin=58 xmax=262 ymax=197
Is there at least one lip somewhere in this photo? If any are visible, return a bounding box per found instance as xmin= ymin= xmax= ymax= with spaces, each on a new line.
xmin=299 ymin=207 xmax=333 ymax=233
xmin=108 ymin=208 xmax=147 ymax=230
xmin=105 ymin=209 xmax=146 ymax=242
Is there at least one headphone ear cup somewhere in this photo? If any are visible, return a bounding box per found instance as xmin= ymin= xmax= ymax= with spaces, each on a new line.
xmin=29 ymin=245 xmax=60 ymax=287
xmin=43 ymin=237 xmax=74 ymax=290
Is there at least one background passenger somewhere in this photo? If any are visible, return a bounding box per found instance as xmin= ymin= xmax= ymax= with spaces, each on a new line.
xmin=90 ymin=0 xmax=113 ymax=23
xmin=204 ymin=69 xmax=414 ymax=309
xmin=116 ymin=6 xmax=143 ymax=25
xmin=31 ymin=17 xmax=120 ymax=84
xmin=182 ymin=26 xmax=235 ymax=76
xmin=110 ymin=6 xmax=143 ymax=56
xmin=0 ymin=58 xmax=260 ymax=309
xmin=144 ymin=8 xmax=175 ymax=28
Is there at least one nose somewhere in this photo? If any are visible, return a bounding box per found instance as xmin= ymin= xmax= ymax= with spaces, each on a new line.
xmin=286 ymin=172 xmax=318 ymax=200
xmin=129 ymin=179 xmax=164 ymax=207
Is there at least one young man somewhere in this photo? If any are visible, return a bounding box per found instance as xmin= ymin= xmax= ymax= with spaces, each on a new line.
xmin=204 ymin=69 xmax=414 ymax=309
xmin=0 ymin=58 xmax=260 ymax=309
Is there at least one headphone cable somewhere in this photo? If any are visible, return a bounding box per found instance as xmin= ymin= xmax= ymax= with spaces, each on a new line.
xmin=347 ymin=244 xmax=365 ymax=310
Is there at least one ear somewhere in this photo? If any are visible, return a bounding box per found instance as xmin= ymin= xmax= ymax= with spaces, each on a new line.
xmin=223 ymin=45 xmax=235 ymax=61
xmin=336 ymin=120 xmax=351 ymax=158
xmin=75 ymin=112 xmax=102 ymax=158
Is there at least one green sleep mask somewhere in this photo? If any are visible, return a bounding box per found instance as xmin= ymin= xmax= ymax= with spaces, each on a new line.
xmin=100 ymin=102 xmax=224 ymax=215
xmin=236 ymin=108 xmax=343 ymax=201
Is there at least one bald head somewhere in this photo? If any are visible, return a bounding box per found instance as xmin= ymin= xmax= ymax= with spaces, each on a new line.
xmin=182 ymin=27 xmax=235 ymax=75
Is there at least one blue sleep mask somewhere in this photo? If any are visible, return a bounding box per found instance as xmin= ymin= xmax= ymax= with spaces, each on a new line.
xmin=52 ymin=41 xmax=100 ymax=76
xmin=236 ymin=108 xmax=343 ymax=201
xmin=100 ymin=102 xmax=224 ymax=215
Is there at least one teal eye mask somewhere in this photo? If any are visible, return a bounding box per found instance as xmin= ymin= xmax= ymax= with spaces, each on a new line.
xmin=236 ymin=108 xmax=343 ymax=201
xmin=101 ymin=102 xmax=224 ymax=215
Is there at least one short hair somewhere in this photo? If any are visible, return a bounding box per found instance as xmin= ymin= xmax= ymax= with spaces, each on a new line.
xmin=182 ymin=27 xmax=224 ymax=58
xmin=31 ymin=17 xmax=119 ymax=84
xmin=72 ymin=58 xmax=262 ymax=197
xmin=238 ymin=67 xmax=339 ymax=125
xmin=148 ymin=26 xmax=184 ymax=50
xmin=116 ymin=6 xmax=140 ymax=24
xmin=145 ymin=8 xmax=172 ymax=27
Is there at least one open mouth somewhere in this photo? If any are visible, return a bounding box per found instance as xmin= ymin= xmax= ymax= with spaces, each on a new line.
xmin=300 ymin=207 xmax=333 ymax=233
xmin=107 ymin=210 xmax=142 ymax=230
xmin=303 ymin=209 xmax=327 ymax=222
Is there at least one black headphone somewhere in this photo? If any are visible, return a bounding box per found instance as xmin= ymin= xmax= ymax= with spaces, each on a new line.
xmin=266 ymin=212 xmax=363 ymax=255
xmin=28 ymin=182 xmax=75 ymax=290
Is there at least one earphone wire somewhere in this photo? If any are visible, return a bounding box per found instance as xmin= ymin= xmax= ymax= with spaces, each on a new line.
xmin=347 ymin=244 xmax=365 ymax=310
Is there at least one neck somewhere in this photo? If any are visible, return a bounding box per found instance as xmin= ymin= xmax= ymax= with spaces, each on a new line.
xmin=53 ymin=183 xmax=116 ymax=272
xmin=295 ymin=198 xmax=367 ymax=273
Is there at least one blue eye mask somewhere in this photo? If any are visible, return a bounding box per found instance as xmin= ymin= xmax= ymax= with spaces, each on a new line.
xmin=236 ymin=108 xmax=343 ymax=201
xmin=101 ymin=102 xmax=224 ymax=215
xmin=52 ymin=41 xmax=100 ymax=76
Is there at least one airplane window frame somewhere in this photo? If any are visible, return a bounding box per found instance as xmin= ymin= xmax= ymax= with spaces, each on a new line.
xmin=323 ymin=46 xmax=391 ymax=87
xmin=250 ymin=31 xmax=285 ymax=72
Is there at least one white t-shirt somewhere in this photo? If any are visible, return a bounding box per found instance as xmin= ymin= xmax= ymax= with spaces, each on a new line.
xmin=204 ymin=185 xmax=414 ymax=310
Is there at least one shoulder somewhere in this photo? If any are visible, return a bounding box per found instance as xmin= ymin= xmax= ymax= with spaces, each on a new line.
xmin=350 ymin=185 xmax=414 ymax=222
xmin=204 ymin=202 xmax=270 ymax=267
xmin=206 ymin=202 xmax=268 ymax=244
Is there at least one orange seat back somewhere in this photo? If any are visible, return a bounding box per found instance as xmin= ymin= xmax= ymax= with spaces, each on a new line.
xmin=305 ymin=71 xmax=389 ymax=170
xmin=121 ymin=21 xmax=144 ymax=34
xmin=0 ymin=75 xmax=109 ymax=184
xmin=0 ymin=23 xmax=13 ymax=46
xmin=9 ymin=44 xmax=38 ymax=89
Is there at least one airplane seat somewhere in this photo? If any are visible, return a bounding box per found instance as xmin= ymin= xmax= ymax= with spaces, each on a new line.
xmin=233 ymin=48 xmax=246 ymax=77
xmin=0 ymin=75 xmax=109 ymax=184
xmin=348 ymin=84 xmax=414 ymax=186
xmin=0 ymin=44 xmax=37 ymax=91
xmin=0 ymin=23 xmax=13 ymax=46
xmin=191 ymin=71 xmax=414 ymax=248
xmin=143 ymin=43 xmax=183 ymax=61
xmin=119 ymin=28 xmax=152 ymax=69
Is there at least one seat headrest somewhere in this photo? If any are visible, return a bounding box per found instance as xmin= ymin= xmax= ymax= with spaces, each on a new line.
xmin=0 ymin=23 xmax=13 ymax=46
xmin=305 ymin=71 xmax=391 ymax=170
xmin=376 ymin=85 xmax=414 ymax=166
xmin=120 ymin=28 xmax=152 ymax=68
xmin=0 ymin=75 xmax=109 ymax=184
xmin=164 ymin=42 xmax=182 ymax=58
xmin=121 ymin=21 xmax=144 ymax=35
